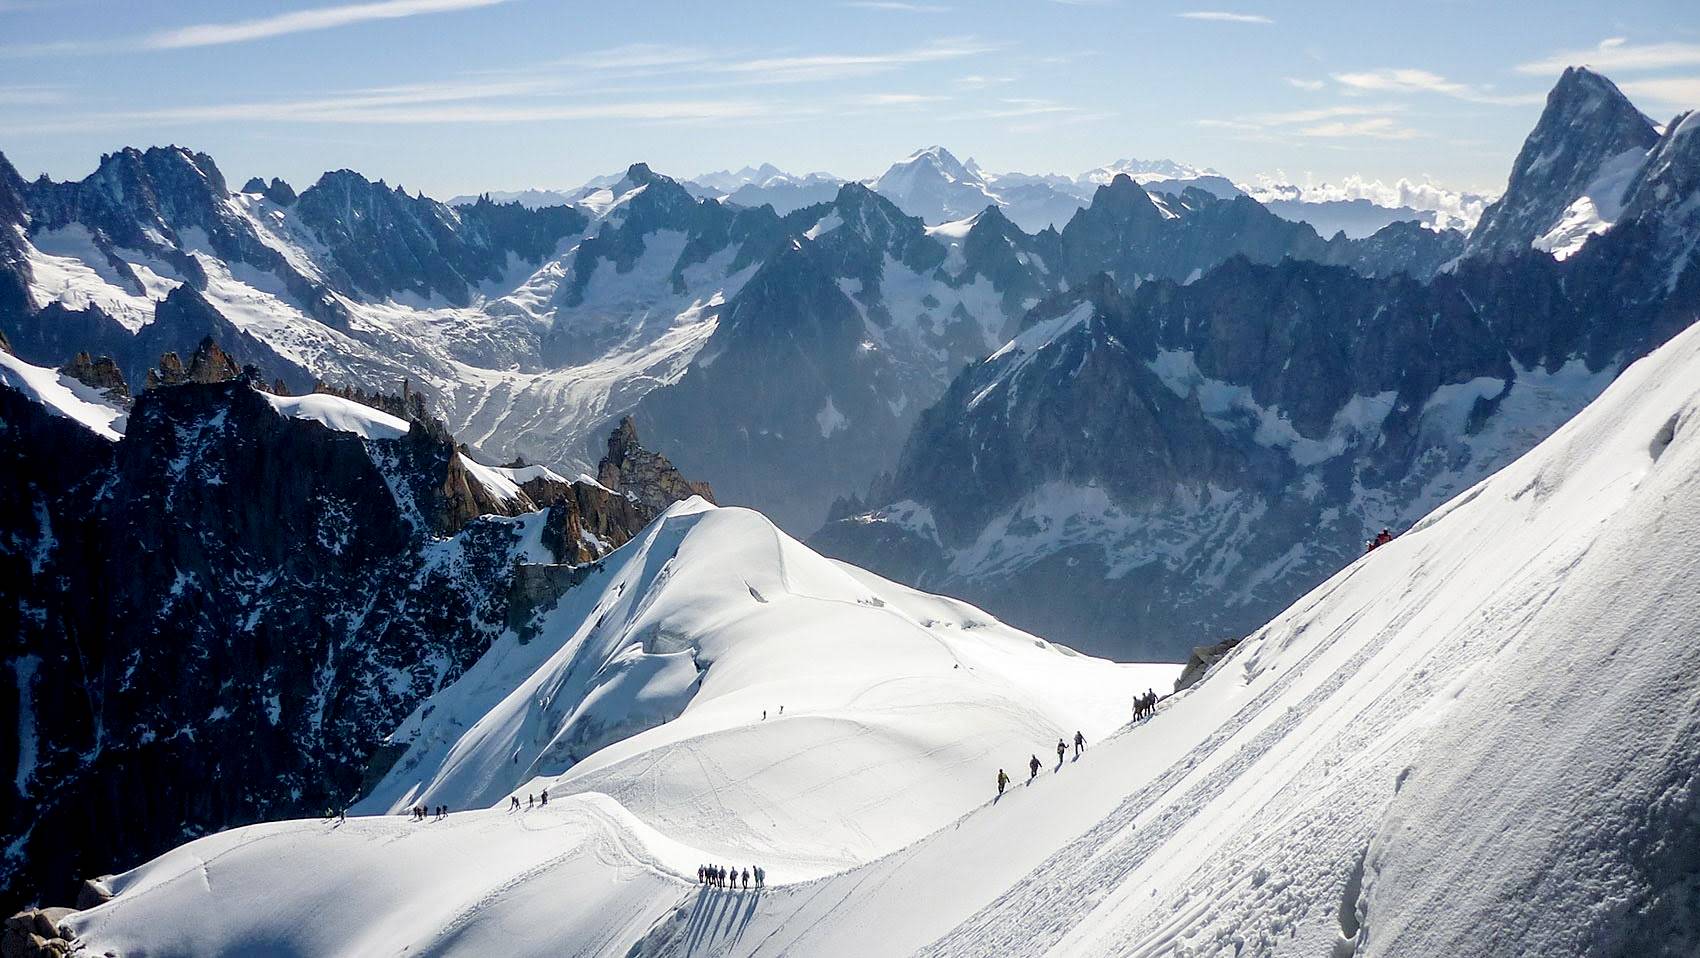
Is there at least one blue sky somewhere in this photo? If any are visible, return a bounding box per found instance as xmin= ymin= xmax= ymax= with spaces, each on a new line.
xmin=1 ymin=0 xmax=1696 ymax=199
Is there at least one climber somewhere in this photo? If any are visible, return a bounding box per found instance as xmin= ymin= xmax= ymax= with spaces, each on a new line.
xmin=1073 ymin=730 xmax=1085 ymax=758
xmin=1029 ymin=754 xmax=1041 ymax=781
xmin=742 ymin=868 xmax=751 ymax=890
xmin=997 ymin=768 xmax=1010 ymax=796
xmin=755 ymin=865 xmax=765 ymax=888
xmin=1057 ymin=738 xmax=1067 ymax=765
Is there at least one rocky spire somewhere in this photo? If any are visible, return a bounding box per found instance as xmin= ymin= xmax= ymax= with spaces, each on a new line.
xmin=60 ymin=352 xmax=132 ymax=407
xmin=1465 ymin=67 xmax=1659 ymax=256
xmin=597 ymin=416 xmax=716 ymax=515
xmin=144 ymin=337 xmax=240 ymax=390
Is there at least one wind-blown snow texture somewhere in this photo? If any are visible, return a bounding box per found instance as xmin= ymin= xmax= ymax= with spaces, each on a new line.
xmin=68 ymin=312 xmax=1700 ymax=953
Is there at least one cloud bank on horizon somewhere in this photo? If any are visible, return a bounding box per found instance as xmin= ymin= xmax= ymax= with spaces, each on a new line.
xmin=0 ymin=0 xmax=1693 ymax=199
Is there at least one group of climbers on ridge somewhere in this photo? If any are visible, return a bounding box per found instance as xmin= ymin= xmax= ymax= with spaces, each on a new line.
xmin=699 ymin=863 xmax=764 ymax=890
xmin=997 ymin=687 xmax=1172 ymax=796
xmin=998 ymin=730 xmax=1089 ymax=796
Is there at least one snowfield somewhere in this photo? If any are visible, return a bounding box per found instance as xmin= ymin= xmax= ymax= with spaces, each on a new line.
xmin=65 ymin=311 xmax=1700 ymax=954
xmin=0 ymin=349 xmax=128 ymax=440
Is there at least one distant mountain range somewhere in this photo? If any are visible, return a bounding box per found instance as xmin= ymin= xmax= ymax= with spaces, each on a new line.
xmin=447 ymin=147 xmax=1489 ymax=238
xmin=1 ymin=66 xmax=1691 ymax=661
xmin=815 ymin=67 xmax=1700 ymax=659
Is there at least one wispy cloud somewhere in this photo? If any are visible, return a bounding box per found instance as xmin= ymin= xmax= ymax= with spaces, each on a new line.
xmin=0 ymin=83 xmax=65 ymax=105
xmin=842 ymin=1 xmax=951 ymax=11
xmin=961 ymin=97 xmax=1082 ymax=119
xmin=550 ymin=44 xmax=716 ymax=73
xmin=954 ymin=74 xmax=1015 ymax=90
xmin=1517 ymin=38 xmax=1700 ymax=76
xmin=1198 ymin=103 xmax=1420 ymax=140
xmin=1332 ymin=68 xmax=1541 ymax=106
xmin=1619 ymin=75 xmax=1700 ymax=110
xmin=143 ymin=0 xmax=512 ymax=49
xmin=1284 ymin=77 xmax=1325 ymax=91
xmin=1298 ymin=116 xmax=1419 ymax=140
xmin=1 ymin=75 xmax=782 ymax=134
xmin=724 ymin=37 xmax=997 ymax=82
xmin=853 ymin=92 xmax=949 ymax=106
xmin=1177 ymin=11 xmax=1273 ymax=24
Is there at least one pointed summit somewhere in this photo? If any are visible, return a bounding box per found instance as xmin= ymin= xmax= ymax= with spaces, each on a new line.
xmin=1466 ymin=66 xmax=1659 ymax=256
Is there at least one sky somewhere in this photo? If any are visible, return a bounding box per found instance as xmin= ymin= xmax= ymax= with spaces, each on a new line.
xmin=1 ymin=0 xmax=1696 ymax=200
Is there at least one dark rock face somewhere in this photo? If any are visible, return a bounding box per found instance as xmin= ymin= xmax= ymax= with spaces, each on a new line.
xmin=0 ymin=154 xmax=31 ymax=323
xmin=633 ymin=240 xmax=918 ymax=530
xmin=0 ymin=369 xmax=705 ymax=912
xmin=18 ymin=146 xmax=351 ymax=326
xmin=814 ymin=67 xmax=1699 ymax=661
xmin=292 ymin=170 xmax=587 ymax=307
xmin=1056 ymin=176 xmax=1460 ymax=286
xmin=242 ymin=176 xmax=297 ymax=206
xmin=815 ymin=235 xmax=1700 ymax=660
xmin=1466 ymin=67 xmax=1659 ymax=257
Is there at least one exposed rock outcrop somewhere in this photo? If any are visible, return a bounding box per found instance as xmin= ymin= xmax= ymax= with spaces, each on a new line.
xmin=59 ymin=352 xmax=131 ymax=406
xmin=597 ymin=416 xmax=716 ymax=515
xmin=2 ymin=908 xmax=76 ymax=957
xmin=144 ymin=335 xmax=240 ymax=389
xmin=1174 ymin=638 xmax=1243 ymax=692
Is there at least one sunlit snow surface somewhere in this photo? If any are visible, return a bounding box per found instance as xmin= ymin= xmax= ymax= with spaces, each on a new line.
xmin=0 ymin=349 xmax=128 ymax=440
xmin=71 ymin=314 xmax=1700 ymax=955
xmin=260 ymin=392 xmax=410 ymax=440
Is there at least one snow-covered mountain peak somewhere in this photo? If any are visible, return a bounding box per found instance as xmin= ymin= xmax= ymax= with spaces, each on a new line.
xmin=1079 ymin=157 xmax=1221 ymax=186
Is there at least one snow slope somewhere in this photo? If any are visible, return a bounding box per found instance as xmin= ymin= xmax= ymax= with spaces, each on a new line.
xmin=261 ymin=391 xmax=411 ymax=440
xmin=68 ymin=312 xmax=1700 ymax=955
xmin=648 ymin=309 xmax=1700 ymax=956
xmin=0 ymin=349 xmax=128 ymax=440
xmin=70 ymin=500 xmax=1172 ymax=955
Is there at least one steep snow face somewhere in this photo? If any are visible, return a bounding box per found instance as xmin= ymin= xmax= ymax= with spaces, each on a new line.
xmin=693 ymin=309 xmax=1700 ymax=957
xmin=1532 ymin=145 xmax=1650 ymax=259
xmin=69 ymin=314 xmax=1700 ymax=957
xmin=0 ymin=349 xmax=127 ymax=439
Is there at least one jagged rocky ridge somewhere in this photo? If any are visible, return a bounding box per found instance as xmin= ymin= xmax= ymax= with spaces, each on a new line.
xmin=0 ymin=345 xmax=709 ymax=912
xmin=0 ymin=143 xmax=1457 ymax=534
xmin=813 ymin=72 xmax=1700 ymax=659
